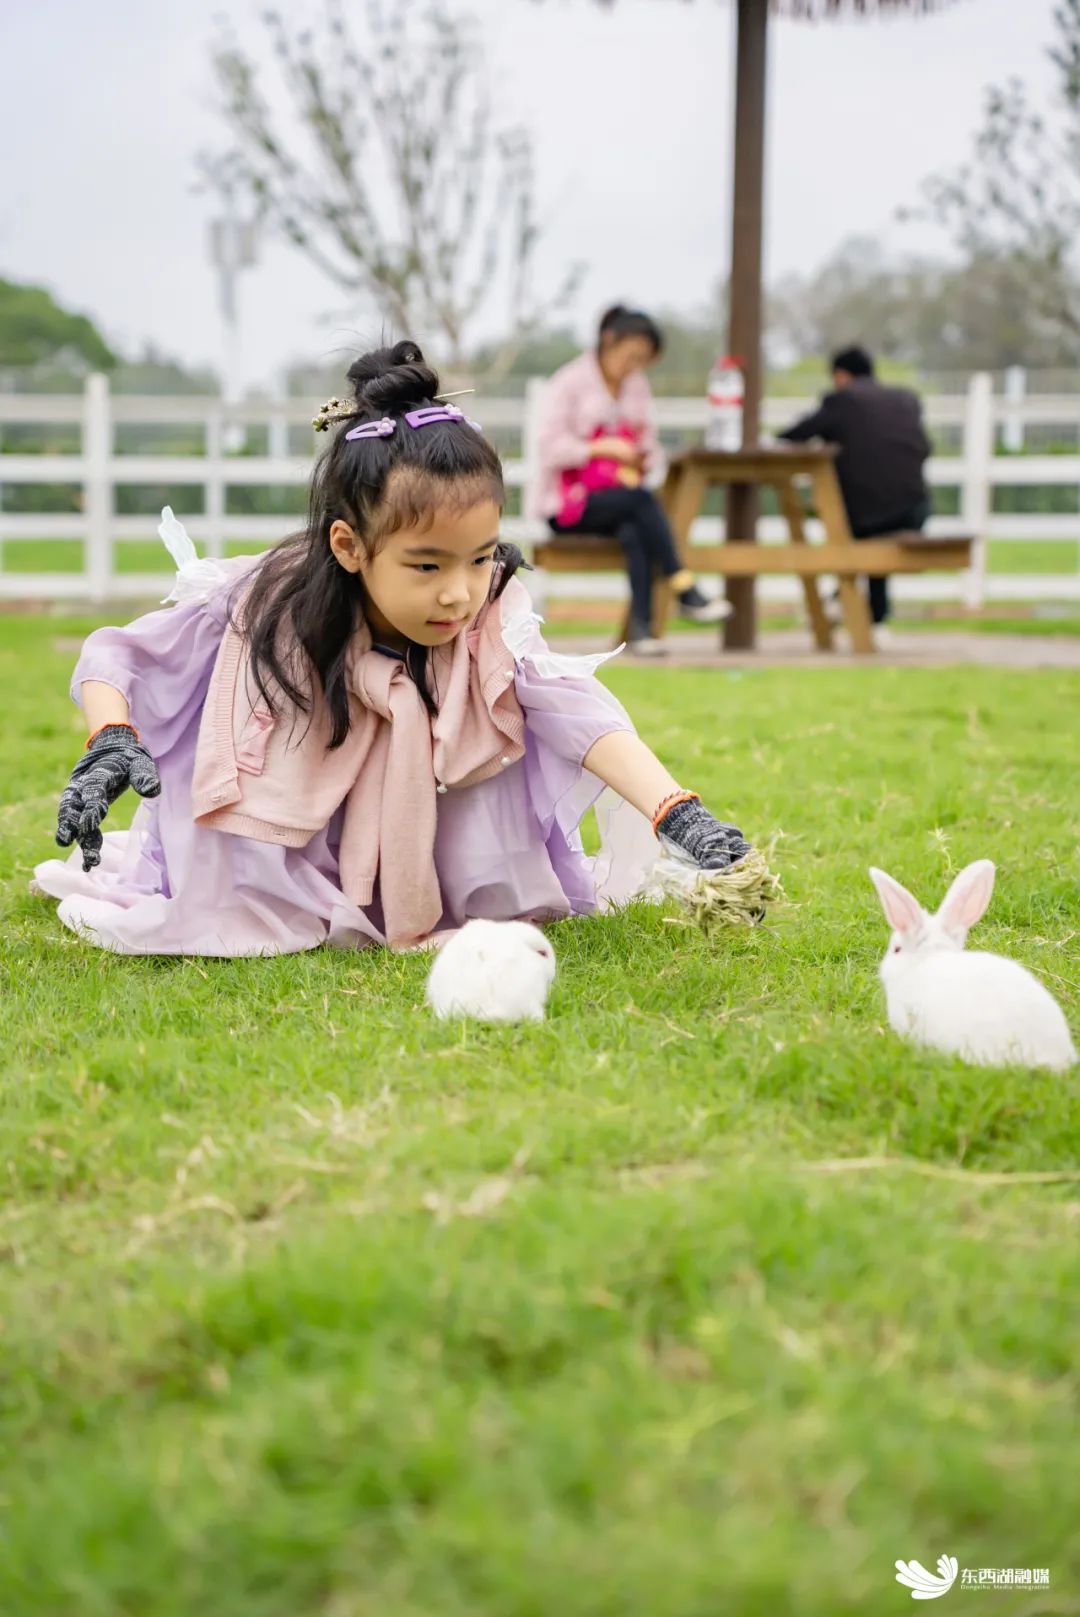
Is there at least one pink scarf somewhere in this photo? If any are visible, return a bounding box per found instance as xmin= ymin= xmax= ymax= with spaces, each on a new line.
xmin=191 ymin=580 xmax=528 ymax=950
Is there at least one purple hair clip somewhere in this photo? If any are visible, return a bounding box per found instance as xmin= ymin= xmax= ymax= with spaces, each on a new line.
xmin=344 ymin=416 xmax=396 ymax=441
xmin=404 ymin=404 xmax=482 ymax=432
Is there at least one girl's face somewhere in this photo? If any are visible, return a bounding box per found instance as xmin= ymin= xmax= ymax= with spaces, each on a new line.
xmin=599 ymin=333 xmax=658 ymax=385
xmin=330 ymin=498 xmax=501 ymax=650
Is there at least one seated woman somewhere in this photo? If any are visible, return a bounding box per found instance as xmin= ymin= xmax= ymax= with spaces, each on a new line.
xmin=531 ymin=305 xmax=727 ymax=656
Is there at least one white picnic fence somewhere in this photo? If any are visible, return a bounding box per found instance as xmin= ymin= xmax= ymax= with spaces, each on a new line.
xmin=1 ymin=371 xmax=1079 ymax=606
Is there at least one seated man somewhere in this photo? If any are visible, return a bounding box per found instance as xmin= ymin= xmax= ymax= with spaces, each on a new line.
xmin=779 ymin=346 xmax=931 ymax=631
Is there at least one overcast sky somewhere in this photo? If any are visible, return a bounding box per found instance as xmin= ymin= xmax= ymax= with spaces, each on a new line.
xmin=0 ymin=0 xmax=1060 ymax=388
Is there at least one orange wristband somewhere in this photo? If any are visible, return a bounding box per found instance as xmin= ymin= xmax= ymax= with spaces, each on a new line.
xmin=651 ymin=789 xmax=700 ymax=837
xmin=86 ymin=721 xmax=140 ymax=751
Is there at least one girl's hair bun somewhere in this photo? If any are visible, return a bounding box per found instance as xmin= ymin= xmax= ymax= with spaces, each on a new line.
xmin=596 ymin=304 xmax=664 ymax=356
xmin=346 ymin=340 xmax=441 ymax=415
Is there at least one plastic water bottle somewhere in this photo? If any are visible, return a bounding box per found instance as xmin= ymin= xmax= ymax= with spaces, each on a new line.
xmin=705 ymin=356 xmax=744 ymax=451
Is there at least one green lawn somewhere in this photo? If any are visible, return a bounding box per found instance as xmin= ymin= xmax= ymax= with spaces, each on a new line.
xmin=986 ymin=539 xmax=1079 ymax=574
xmin=1 ymin=536 xmax=1078 ymax=578
xmin=1 ymin=615 xmax=1078 ymax=1617
xmin=0 ymin=539 xmax=282 ymax=575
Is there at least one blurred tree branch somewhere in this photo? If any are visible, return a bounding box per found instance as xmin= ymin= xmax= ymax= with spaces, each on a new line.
xmin=201 ymin=0 xmax=583 ymax=373
xmin=913 ymin=0 xmax=1080 ymax=344
xmin=769 ymin=235 xmax=1080 ymax=373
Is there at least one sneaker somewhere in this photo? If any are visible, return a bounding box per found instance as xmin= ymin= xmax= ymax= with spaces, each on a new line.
xmin=873 ymin=623 xmax=896 ymax=650
xmin=677 ymin=583 xmax=732 ymax=624
xmin=626 ymin=633 xmax=669 ymax=658
xmin=823 ymin=590 xmax=844 ymax=626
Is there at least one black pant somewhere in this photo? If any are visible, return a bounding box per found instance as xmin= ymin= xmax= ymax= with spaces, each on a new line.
xmin=852 ymin=496 xmax=932 ymax=624
xmin=550 ymin=487 xmax=684 ymax=630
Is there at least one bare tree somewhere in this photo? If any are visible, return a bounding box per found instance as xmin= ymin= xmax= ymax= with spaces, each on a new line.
xmin=916 ymin=0 xmax=1080 ymax=345
xmin=203 ymin=0 xmax=583 ymax=371
xmin=769 ymin=235 xmax=1080 ymax=373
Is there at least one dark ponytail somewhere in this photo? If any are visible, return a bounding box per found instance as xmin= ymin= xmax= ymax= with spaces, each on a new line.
xmin=597 ymin=304 xmax=664 ymax=355
xmin=235 ymin=340 xmax=524 ymax=745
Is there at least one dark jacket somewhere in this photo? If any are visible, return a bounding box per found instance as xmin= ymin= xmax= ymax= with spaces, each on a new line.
xmin=779 ymin=378 xmax=931 ymax=534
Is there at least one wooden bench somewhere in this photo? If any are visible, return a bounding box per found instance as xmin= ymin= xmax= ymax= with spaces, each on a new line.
xmin=532 ymin=534 xmax=670 ymax=644
xmin=532 ymin=530 xmax=974 ymax=649
xmin=686 ymin=532 xmax=974 ymax=652
xmin=687 ymin=533 xmax=974 ymax=578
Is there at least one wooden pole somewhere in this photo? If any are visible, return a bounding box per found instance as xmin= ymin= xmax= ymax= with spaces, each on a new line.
xmin=723 ymin=0 xmax=768 ymax=650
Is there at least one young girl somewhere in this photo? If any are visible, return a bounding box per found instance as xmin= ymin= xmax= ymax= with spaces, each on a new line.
xmin=34 ymin=342 xmax=750 ymax=957
xmin=532 ymin=305 xmax=729 ymax=657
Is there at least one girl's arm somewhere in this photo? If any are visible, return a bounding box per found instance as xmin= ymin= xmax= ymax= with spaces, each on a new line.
xmin=70 ymin=579 xmax=240 ymax=759
xmin=636 ymin=378 xmax=663 ymax=481
xmin=506 ymin=590 xmax=748 ymax=868
xmin=536 ymin=370 xmax=597 ymax=471
xmin=590 ymin=435 xmax=639 ymax=463
xmin=581 ymin=730 xmax=679 ymax=820
xmin=583 ymin=729 xmax=750 ymax=869
xmin=54 ymin=591 xmax=233 ymax=870
xmin=80 ymin=680 xmax=132 ymax=733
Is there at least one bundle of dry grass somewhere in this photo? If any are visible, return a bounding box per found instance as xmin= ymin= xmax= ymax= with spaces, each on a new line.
xmin=659 ymin=845 xmax=784 ymax=935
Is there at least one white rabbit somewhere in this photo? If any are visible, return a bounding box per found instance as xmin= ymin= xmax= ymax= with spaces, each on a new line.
xmin=425 ymin=919 xmax=556 ymax=1023
xmin=869 ymin=860 xmax=1077 ymax=1073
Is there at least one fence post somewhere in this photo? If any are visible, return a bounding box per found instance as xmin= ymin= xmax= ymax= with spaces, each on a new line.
xmin=268 ymin=375 xmax=290 ymax=462
xmin=960 ymin=371 xmax=993 ymax=611
xmin=1002 ymin=365 xmax=1025 ymax=453
xmin=205 ymin=407 xmax=225 ymax=559
xmin=523 ymin=376 xmax=546 ymax=610
xmin=83 ymin=373 xmax=112 ymax=602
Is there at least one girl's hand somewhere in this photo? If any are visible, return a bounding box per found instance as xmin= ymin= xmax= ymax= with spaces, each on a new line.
xmin=655 ymin=796 xmax=751 ymax=870
xmin=591 ymin=435 xmax=640 ymax=465
xmin=56 ymin=724 xmax=161 ymax=872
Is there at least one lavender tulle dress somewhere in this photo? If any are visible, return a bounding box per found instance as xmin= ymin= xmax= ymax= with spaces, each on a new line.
xmin=31 ymin=549 xmax=660 ymax=957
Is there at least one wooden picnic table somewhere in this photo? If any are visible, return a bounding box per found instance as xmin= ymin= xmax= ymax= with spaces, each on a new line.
xmin=658 ymin=442 xmax=875 ymax=653
xmin=534 ymin=442 xmax=971 ymax=654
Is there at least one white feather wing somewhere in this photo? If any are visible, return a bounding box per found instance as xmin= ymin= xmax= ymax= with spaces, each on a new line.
xmin=158 ymin=506 xmax=231 ymax=605
xmin=501 ymin=602 xmax=623 ymax=680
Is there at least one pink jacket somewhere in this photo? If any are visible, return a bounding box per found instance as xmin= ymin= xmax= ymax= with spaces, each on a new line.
xmin=191 ymin=577 xmax=528 ymax=950
xmin=529 ymin=350 xmax=661 ymax=522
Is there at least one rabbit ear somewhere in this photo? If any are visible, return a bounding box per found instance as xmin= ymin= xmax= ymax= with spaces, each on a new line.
xmin=937 ymin=859 xmax=995 ymax=942
xmin=868 ymin=867 xmax=925 ymax=935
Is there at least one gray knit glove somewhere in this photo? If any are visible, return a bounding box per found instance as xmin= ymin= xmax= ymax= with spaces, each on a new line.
xmin=56 ymin=724 xmax=161 ymax=872
xmin=656 ymin=797 xmax=751 ymax=870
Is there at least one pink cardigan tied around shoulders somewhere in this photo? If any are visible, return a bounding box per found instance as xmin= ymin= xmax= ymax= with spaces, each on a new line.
xmin=190 ymin=576 xmax=530 ymax=950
